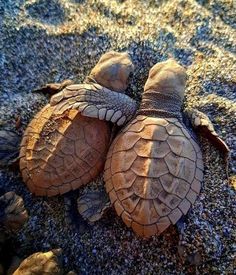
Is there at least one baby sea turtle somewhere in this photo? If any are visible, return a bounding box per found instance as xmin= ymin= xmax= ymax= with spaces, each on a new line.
xmin=59 ymin=59 xmax=229 ymax=237
xmin=13 ymin=249 xmax=63 ymax=275
xmin=19 ymin=51 xmax=136 ymax=196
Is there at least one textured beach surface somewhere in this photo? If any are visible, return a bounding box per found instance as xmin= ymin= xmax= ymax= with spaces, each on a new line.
xmin=0 ymin=0 xmax=236 ymax=274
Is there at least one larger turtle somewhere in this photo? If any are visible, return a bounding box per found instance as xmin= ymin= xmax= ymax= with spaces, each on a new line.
xmin=55 ymin=59 xmax=229 ymax=237
xmin=19 ymin=51 xmax=136 ymax=196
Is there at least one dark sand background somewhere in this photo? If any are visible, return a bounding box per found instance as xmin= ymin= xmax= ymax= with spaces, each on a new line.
xmin=0 ymin=0 xmax=236 ymax=274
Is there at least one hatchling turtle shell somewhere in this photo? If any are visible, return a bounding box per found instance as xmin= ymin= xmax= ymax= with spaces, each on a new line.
xmin=19 ymin=51 xmax=134 ymax=197
xmin=104 ymin=115 xmax=204 ymax=238
xmin=19 ymin=104 xmax=110 ymax=196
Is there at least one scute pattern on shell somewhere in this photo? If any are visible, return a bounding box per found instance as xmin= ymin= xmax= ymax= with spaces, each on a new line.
xmin=104 ymin=115 xmax=203 ymax=238
xmin=19 ymin=104 xmax=110 ymax=196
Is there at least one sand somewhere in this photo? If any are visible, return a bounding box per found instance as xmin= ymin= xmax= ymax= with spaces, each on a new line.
xmin=0 ymin=0 xmax=235 ymax=274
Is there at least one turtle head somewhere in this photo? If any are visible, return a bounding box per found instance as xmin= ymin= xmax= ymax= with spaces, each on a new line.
xmin=88 ymin=51 xmax=134 ymax=92
xmin=144 ymin=59 xmax=187 ymax=100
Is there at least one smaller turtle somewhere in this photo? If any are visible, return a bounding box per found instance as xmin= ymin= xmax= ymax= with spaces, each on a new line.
xmin=19 ymin=51 xmax=137 ymax=197
xmin=56 ymin=59 xmax=229 ymax=237
xmin=13 ymin=249 xmax=63 ymax=275
xmin=0 ymin=52 xmax=136 ymax=232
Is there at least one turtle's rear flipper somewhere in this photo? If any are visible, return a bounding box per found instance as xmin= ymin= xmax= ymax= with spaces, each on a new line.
xmin=33 ymin=79 xmax=74 ymax=95
xmin=77 ymin=189 xmax=111 ymax=224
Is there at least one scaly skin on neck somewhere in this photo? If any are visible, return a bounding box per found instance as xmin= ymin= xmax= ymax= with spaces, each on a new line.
xmin=85 ymin=51 xmax=134 ymax=93
xmin=138 ymin=90 xmax=183 ymax=120
xmin=138 ymin=59 xmax=187 ymax=120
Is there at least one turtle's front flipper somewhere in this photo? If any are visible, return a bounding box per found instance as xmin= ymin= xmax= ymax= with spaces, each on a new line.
xmin=33 ymin=79 xmax=74 ymax=95
xmin=50 ymin=83 xmax=138 ymax=126
xmin=186 ymin=108 xmax=230 ymax=155
xmin=186 ymin=108 xmax=230 ymax=177
xmin=77 ymin=190 xmax=111 ymax=224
